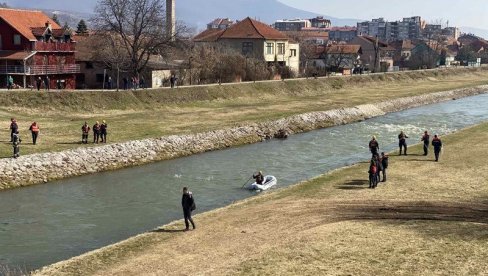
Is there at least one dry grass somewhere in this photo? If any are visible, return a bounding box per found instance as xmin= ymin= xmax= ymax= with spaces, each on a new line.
xmin=35 ymin=122 xmax=488 ymax=276
xmin=1 ymin=68 xmax=488 ymax=158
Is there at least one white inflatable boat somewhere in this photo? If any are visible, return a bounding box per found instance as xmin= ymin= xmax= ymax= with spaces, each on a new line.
xmin=249 ymin=175 xmax=277 ymax=191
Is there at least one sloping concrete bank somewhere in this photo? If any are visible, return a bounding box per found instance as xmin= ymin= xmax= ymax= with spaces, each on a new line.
xmin=1 ymin=85 xmax=487 ymax=190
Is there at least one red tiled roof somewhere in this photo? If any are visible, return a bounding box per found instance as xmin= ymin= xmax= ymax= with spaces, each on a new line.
xmin=325 ymin=45 xmax=362 ymax=54
xmin=220 ymin=17 xmax=288 ymax=40
xmin=0 ymin=50 xmax=35 ymax=60
xmin=0 ymin=8 xmax=61 ymax=41
xmin=193 ymin=28 xmax=225 ymax=42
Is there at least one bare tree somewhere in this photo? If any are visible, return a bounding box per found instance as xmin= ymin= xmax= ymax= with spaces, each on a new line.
xmin=92 ymin=34 xmax=131 ymax=91
xmin=92 ymin=0 xmax=181 ymax=76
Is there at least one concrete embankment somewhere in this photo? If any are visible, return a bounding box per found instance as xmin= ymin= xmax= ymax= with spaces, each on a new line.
xmin=1 ymin=85 xmax=487 ymax=190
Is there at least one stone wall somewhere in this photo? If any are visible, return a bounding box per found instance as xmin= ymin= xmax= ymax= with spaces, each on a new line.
xmin=1 ymin=85 xmax=486 ymax=190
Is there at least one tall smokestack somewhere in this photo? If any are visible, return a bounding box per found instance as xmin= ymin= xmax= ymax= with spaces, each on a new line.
xmin=166 ymin=0 xmax=176 ymax=40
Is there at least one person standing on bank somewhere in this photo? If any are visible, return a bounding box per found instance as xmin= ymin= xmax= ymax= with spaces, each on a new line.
xmin=93 ymin=121 xmax=101 ymax=144
xmin=36 ymin=77 xmax=42 ymax=91
xmin=369 ymin=136 xmax=379 ymax=157
xmin=181 ymin=187 xmax=196 ymax=231
xmin=100 ymin=120 xmax=108 ymax=143
xmin=12 ymin=130 xmax=21 ymax=158
xmin=432 ymin=134 xmax=443 ymax=162
xmin=421 ymin=131 xmax=430 ymax=156
xmin=381 ymin=152 xmax=389 ymax=182
xmin=44 ymin=76 xmax=50 ymax=91
xmin=398 ymin=131 xmax=409 ymax=155
xmin=81 ymin=122 xmax=90 ymax=144
xmin=29 ymin=122 xmax=40 ymax=145
xmin=9 ymin=118 xmax=18 ymax=142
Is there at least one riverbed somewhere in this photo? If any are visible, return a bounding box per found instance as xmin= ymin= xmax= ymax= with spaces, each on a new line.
xmin=2 ymin=93 xmax=488 ymax=270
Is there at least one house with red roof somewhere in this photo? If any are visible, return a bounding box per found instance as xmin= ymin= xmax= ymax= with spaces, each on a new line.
xmin=194 ymin=17 xmax=300 ymax=73
xmin=0 ymin=8 xmax=79 ymax=89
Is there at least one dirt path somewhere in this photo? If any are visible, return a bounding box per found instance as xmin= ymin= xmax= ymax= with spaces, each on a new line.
xmin=35 ymin=123 xmax=488 ymax=276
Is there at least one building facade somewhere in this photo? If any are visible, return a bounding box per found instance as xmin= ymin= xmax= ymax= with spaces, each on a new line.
xmin=357 ymin=16 xmax=424 ymax=42
xmin=207 ymin=18 xmax=234 ymax=30
xmin=309 ymin=16 xmax=331 ymax=29
xmin=274 ymin=19 xmax=311 ymax=32
xmin=329 ymin=27 xmax=357 ymax=42
xmin=0 ymin=8 xmax=79 ymax=89
xmin=195 ymin=17 xmax=300 ymax=73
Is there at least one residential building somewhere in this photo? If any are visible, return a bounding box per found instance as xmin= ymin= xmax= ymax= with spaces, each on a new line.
xmin=274 ymin=18 xmax=311 ymax=32
xmin=309 ymin=16 xmax=331 ymax=29
xmin=389 ymin=39 xmax=416 ymax=68
xmin=0 ymin=8 xmax=79 ymax=89
xmin=311 ymin=44 xmax=362 ymax=75
xmin=285 ymin=28 xmax=329 ymax=45
xmin=349 ymin=36 xmax=395 ymax=71
xmin=207 ymin=18 xmax=234 ymax=30
xmin=358 ymin=16 xmax=424 ymax=42
xmin=194 ymin=17 xmax=300 ymax=73
xmin=329 ymin=27 xmax=357 ymax=42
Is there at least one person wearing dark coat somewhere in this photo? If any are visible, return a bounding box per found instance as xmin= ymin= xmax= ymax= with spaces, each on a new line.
xmin=181 ymin=187 xmax=196 ymax=231
xmin=369 ymin=136 xmax=379 ymax=157
xmin=12 ymin=130 xmax=21 ymax=158
xmin=432 ymin=134 xmax=443 ymax=162
xmin=81 ymin=122 xmax=90 ymax=144
xmin=398 ymin=131 xmax=409 ymax=155
xmin=100 ymin=120 xmax=108 ymax=143
xmin=9 ymin=118 xmax=18 ymax=142
xmin=253 ymin=171 xmax=264 ymax=184
xmin=93 ymin=121 xmax=101 ymax=144
xmin=375 ymin=154 xmax=383 ymax=183
xmin=421 ymin=131 xmax=430 ymax=156
xmin=381 ymin=152 xmax=389 ymax=182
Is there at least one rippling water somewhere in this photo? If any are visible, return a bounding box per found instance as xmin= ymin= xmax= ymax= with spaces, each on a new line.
xmin=1 ymin=93 xmax=488 ymax=270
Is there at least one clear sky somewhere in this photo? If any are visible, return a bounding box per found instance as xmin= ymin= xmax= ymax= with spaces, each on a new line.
xmin=278 ymin=0 xmax=488 ymax=29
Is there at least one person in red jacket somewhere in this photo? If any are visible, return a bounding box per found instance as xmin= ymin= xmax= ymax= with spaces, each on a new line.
xmin=29 ymin=122 xmax=40 ymax=145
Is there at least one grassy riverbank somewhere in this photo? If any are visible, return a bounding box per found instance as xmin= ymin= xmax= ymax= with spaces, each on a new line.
xmin=36 ymin=122 xmax=488 ymax=275
xmin=1 ymin=68 xmax=488 ymax=158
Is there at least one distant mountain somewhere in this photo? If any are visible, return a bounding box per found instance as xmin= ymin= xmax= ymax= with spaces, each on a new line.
xmin=5 ymin=0 xmax=360 ymax=30
xmin=460 ymin=27 xmax=488 ymax=40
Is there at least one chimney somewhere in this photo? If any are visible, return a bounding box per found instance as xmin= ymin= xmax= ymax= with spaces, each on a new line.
xmin=166 ymin=0 xmax=176 ymax=41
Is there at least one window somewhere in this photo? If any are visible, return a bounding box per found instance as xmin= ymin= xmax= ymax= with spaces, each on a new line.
xmin=277 ymin=43 xmax=285 ymax=55
xmin=86 ymin=62 xmax=94 ymax=69
xmin=290 ymin=49 xmax=297 ymax=57
xmin=266 ymin=42 xmax=274 ymax=55
xmin=242 ymin=42 xmax=253 ymax=55
xmin=13 ymin=34 xmax=21 ymax=45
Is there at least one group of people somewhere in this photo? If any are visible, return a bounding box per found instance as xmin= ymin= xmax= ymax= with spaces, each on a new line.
xmin=8 ymin=118 xmax=40 ymax=158
xmin=368 ymin=130 xmax=444 ymax=188
xmin=122 ymin=76 xmax=146 ymax=90
xmin=81 ymin=121 xmax=108 ymax=144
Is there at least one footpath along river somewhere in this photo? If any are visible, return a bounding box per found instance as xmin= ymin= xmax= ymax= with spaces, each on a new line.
xmin=2 ymin=93 xmax=488 ymax=270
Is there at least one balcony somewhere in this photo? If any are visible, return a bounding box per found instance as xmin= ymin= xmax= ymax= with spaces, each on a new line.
xmin=0 ymin=64 xmax=80 ymax=75
xmin=33 ymin=42 xmax=76 ymax=52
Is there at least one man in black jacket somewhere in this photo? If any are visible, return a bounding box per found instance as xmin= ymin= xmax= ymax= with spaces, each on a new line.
xmin=381 ymin=152 xmax=389 ymax=182
xmin=182 ymin=187 xmax=196 ymax=231
xmin=432 ymin=134 xmax=443 ymax=162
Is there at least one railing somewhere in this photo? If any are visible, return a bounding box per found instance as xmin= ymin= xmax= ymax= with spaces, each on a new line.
xmin=33 ymin=42 xmax=76 ymax=52
xmin=0 ymin=64 xmax=80 ymax=74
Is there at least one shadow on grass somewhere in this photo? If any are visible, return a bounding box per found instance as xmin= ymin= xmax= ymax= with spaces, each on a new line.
xmin=337 ymin=179 xmax=369 ymax=190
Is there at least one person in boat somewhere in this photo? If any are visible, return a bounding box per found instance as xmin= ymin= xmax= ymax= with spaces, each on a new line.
xmin=369 ymin=136 xmax=379 ymax=157
xmin=253 ymin=171 xmax=265 ymax=185
xmin=181 ymin=187 xmax=196 ymax=231
xmin=398 ymin=131 xmax=409 ymax=155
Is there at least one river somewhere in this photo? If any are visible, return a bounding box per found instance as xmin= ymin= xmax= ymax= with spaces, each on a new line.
xmin=2 ymin=93 xmax=488 ymax=270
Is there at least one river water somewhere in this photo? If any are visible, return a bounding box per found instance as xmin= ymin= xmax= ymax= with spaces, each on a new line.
xmin=1 ymin=93 xmax=488 ymax=270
